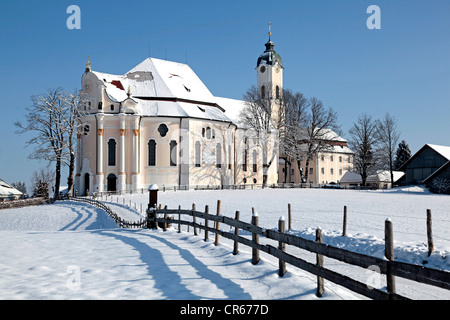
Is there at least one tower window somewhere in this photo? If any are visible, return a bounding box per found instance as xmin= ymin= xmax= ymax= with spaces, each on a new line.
xmin=261 ymin=86 xmax=265 ymax=99
xmin=98 ymin=102 xmax=103 ymax=110
xmin=276 ymin=86 xmax=280 ymax=99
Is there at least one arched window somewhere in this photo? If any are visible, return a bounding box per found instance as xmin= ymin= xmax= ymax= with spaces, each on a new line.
xmin=253 ymin=150 xmax=257 ymax=172
xmin=206 ymin=127 xmax=211 ymax=139
xmin=148 ymin=140 xmax=156 ymax=166
xmin=216 ymin=143 xmax=222 ymax=168
xmin=170 ymin=140 xmax=177 ymax=166
xmin=195 ymin=141 xmax=201 ymax=167
xmin=261 ymin=86 xmax=265 ymax=99
xmin=108 ymin=139 xmax=116 ymax=166
xmin=276 ymin=86 xmax=280 ymax=99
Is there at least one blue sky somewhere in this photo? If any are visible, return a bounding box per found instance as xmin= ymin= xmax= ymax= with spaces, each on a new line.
xmin=1 ymin=0 xmax=449 ymax=189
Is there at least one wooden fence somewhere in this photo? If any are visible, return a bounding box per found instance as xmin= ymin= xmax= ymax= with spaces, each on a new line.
xmin=69 ymin=197 xmax=146 ymax=228
xmin=148 ymin=201 xmax=450 ymax=300
xmin=66 ymin=197 xmax=450 ymax=300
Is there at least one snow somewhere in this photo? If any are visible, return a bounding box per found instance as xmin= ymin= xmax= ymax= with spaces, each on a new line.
xmin=0 ymin=187 xmax=449 ymax=300
xmin=427 ymin=144 xmax=450 ymax=161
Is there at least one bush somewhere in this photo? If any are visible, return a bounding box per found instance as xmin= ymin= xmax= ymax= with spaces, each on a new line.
xmin=430 ymin=178 xmax=450 ymax=194
xmin=33 ymin=180 xmax=49 ymax=199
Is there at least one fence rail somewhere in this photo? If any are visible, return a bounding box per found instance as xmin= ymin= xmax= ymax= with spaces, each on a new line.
xmin=63 ymin=197 xmax=450 ymax=300
xmin=149 ymin=205 xmax=450 ymax=300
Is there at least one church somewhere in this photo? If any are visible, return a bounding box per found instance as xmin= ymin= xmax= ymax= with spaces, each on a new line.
xmin=74 ymin=33 xmax=282 ymax=195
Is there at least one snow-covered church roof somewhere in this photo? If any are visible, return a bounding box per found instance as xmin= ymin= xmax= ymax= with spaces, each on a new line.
xmin=87 ymin=58 xmax=245 ymax=125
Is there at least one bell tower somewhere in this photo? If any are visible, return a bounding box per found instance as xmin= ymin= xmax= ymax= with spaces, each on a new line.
xmin=256 ymin=21 xmax=283 ymax=128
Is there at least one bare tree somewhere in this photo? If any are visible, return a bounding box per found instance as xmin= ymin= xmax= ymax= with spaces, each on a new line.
xmin=15 ymin=88 xmax=66 ymax=198
xmin=301 ymin=97 xmax=341 ymax=183
xmin=348 ymin=114 xmax=379 ymax=186
xmin=280 ymin=89 xmax=309 ymax=182
xmin=60 ymin=89 xmax=83 ymax=195
xmin=241 ymin=85 xmax=283 ymax=186
xmin=376 ymin=113 xmax=400 ymax=187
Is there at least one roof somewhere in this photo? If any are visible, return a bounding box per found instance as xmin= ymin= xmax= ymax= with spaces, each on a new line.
xmin=423 ymin=160 xmax=450 ymax=184
xmin=399 ymin=143 xmax=450 ymax=170
xmin=87 ymin=58 xmax=246 ymax=125
xmin=0 ymin=179 xmax=23 ymax=197
xmin=340 ymin=171 xmax=405 ymax=184
xmin=257 ymin=40 xmax=283 ymax=68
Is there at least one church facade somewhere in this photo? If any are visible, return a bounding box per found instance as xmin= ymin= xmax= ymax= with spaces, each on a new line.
xmin=74 ymin=36 xmax=282 ymax=195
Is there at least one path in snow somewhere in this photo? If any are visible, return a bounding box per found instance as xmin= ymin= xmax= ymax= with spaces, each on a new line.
xmin=0 ymin=201 xmax=358 ymax=300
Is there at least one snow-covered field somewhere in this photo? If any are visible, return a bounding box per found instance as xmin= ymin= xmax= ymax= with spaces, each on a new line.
xmin=0 ymin=187 xmax=449 ymax=300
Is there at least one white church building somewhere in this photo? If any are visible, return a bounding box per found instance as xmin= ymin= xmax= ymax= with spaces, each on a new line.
xmin=74 ymin=34 xmax=283 ymax=195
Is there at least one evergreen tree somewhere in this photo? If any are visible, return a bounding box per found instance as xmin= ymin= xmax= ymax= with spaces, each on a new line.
xmin=33 ymin=180 xmax=49 ymax=199
xmin=394 ymin=140 xmax=412 ymax=170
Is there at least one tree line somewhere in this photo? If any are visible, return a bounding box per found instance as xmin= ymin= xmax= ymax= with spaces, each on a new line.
xmin=241 ymin=86 xmax=411 ymax=187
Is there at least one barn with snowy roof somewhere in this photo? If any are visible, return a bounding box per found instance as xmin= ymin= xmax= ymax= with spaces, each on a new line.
xmin=398 ymin=144 xmax=450 ymax=186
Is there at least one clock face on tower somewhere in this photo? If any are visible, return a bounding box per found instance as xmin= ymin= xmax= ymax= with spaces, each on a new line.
xmin=260 ymin=65 xmax=266 ymax=73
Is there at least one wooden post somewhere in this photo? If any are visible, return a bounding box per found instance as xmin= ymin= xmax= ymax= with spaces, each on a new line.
xmin=278 ymin=216 xmax=286 ymax=277
xmin=178 ymin=205 xmax=181 ymax=233
xmin=192 ymin=203 xmax=197 ymax=236
xmin=204 ymin=205 xmax=209 ymax=241
xmin=427 ymin=209 xmax=434 ymax=257
xmin=163 ymin=205 xmax=168 ymax=231
xmin=342 ymin=205 xmax=347 ymax=237
xmin=233 ymin=211 xmax=240 ymax=255
xmin=252 ymin=211 xmax=260 ymax=265
xmin=385 ymin=219 xmax=396 ymax=296
xmin=215 ymin=200 xmax=221 ymax=246
xmin=288 ymin=203 xmax=292 ymax=231
xmin=316 ymin=227 xmax=324 ymax=297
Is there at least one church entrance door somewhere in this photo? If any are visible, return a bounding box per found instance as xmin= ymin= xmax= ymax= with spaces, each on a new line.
xmin=107 ymin=174 xmax=117 ymax=192
xmin=84 ymin=173 xmax=90 ymax=196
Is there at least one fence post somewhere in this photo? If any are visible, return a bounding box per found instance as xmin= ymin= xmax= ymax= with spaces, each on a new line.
xmin=342 ymin=205 xmax=347 ymax=237
xmin=288 ymin=203 xmax=292 ymax=230
xmin=163 ymin=205 xmax=168 ymax=231
xmin=204 ymin=205 xmax=209 ymax=241
xmin=427 ymin=209 xmax=434 ymax=257
xmin=252 ymin=210 xmax=260 ymax=265
xmin=385 ymin=219 xmax=396 ymax=296
xmin=278 ymin=216 xmax=286 ymax=277
xmin=316 ymin=227 xmax=324 ymax=297
xmin=233 ymin=211 xmax=240 ymax=255
xmin=215 ymin=200 xmax=221 ymax=246
xmin=192 ymin=203 xmax=197 ymax=236
xmin=148 ymin=184 xmax=158 ymax=209
xmin=178 ymin=205 xmax=181 ymax=233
